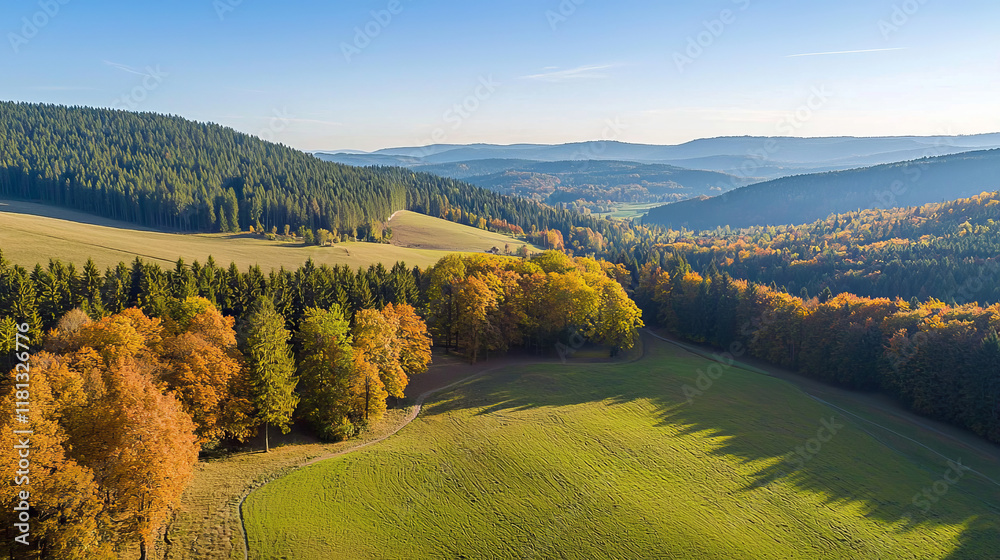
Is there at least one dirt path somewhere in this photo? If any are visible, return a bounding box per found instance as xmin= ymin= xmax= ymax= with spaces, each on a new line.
xmin=236 ymin=353 xmax=555 ymax=560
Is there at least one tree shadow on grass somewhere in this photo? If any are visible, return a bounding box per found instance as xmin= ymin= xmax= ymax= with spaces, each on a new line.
xmin=421 ymin=332 xmax=1000 ymax=559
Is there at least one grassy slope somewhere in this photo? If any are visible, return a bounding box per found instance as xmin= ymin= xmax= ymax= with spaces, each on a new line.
xmin=154 ymin=352 xmax=490 ymax=560
xmin=157 ymin=408 xmax=415 ymax=560
xmin=0 ymin=201 xmax=509 ymax=270
xmin=388 ymin=210 xmax=541 ymax=253
xmin=244 ymin=335 xmax=1000 ymax=560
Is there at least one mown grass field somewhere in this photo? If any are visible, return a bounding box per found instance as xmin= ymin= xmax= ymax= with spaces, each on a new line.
xmin=151 ymin=351 xmax=487 ymax=560
xmin=243 ymin=334 xmax=1000 ymax=559
xmin=0 ymin=201 xmax=521 ymax=270
xmin=388 ymin=210 xmax=540 ymax=253
xmin=155 ymin=408 xmax=416 ymax=560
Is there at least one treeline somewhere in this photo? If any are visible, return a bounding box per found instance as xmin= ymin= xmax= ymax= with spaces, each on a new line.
xmin=0 ymin=102 xmax=651 ymax=256
xmin=0 ymin=249 xmax=421 ymax=349
xmin=637 ymin=264 xmax=1000 ymax=443
xmin=0 ymin=249 xmax=644 ymax=367
xmin=422 ymin=253 xmax=644 ymax=361
xmin=632 ymin=191 xmax=1000 ymax=306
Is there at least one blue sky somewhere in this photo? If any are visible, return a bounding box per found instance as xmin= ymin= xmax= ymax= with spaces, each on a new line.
xmin=3 ymin=0 xmax=999 ymax=151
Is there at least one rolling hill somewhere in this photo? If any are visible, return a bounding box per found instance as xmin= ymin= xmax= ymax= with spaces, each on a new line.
xmin=429 ymin=160 xmax=752 ymax=205
xmin=387 ymin=210 xmax=539 ymax=253
xmin=0 ymin=102 xmax=615 ymax=252
xmin=314 ymin=134 xmax=1000 ymax=177
xmin=0 ymin=200 xmax=524 ymax=270
xmin=644 ymin=149 xmax=1000 ymax=231
xmin=243 ymin=333 xmax=1000 ymax=559
xmin=311 ymin=156 xmax=755 ymax=209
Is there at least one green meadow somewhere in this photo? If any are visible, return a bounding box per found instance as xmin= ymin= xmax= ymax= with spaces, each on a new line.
xmin=243 ymin=335 xmax=1000 ymax=559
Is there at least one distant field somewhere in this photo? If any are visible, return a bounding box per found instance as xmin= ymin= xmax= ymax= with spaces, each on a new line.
xmin=0 ymin=201 xmax=503 ymax=270
xmin=389 ymin=210 xmax=541 ymax=253
xmin=595 ymin=202 xmax=664 ymax=219
xmin=244 ymin=334 xmax=1000 ymax=559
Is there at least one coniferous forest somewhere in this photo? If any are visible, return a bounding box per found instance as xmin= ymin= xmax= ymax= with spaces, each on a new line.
xmin=0 ymin=102 xmax=645 ymax=254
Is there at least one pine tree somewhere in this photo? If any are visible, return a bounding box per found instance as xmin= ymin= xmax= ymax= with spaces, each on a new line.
xmin=296 ymin=306 xmax=355 ymax=440
xmin=81 ymin=258 xmax=105 ymax=317
xmin=169 ymin=258 xmax=197 ymax=300
xmin=242 ymin=297 xmax=298 ymax=452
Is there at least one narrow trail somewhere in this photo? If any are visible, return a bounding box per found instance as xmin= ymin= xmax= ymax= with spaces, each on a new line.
xmin=237 ymin=356 xmax=552 ymax=560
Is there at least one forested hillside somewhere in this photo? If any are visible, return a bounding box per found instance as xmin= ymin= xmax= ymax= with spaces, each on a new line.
xmin=630 ymin=191 xmax=1000 ymax=445
xmin=315 ymin=155 xmax=751 ymax=210
xmin=0 ymin=102 xmax=639 ymax=254
xmin=644 ymin=149 xmax=1000 ymax=230
xmin=448 ymin=160 xmax=747 ymax=207
xmin=636 ymin=191 xmax=1000 ymax=305
xmin=638 ymin=264 xmax=1000 ymax=444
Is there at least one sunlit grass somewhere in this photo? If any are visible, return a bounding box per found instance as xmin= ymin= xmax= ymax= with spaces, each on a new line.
xmin=0 ymin=200 xmax=496 ymax=271
xmin=244 ymin=336 xmax=999 ymax=559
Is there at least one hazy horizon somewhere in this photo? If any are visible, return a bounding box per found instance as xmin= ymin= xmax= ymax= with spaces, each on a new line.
xmin=3 ymin=0 xmax=999 ymax=152
xmin=317 ymin=131 xmax=1000 ymax=155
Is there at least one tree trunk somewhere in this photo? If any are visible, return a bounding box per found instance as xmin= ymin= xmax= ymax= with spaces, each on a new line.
xmin=139 ymin=538 xmax=148 ymax=560
xmin=264 ymin=423 xmax=270 ymax=453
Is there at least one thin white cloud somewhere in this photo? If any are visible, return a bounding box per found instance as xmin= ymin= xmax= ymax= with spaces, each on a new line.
xmin=28 ymin=86 xmax=99 ymax=91
xmin=103 ymin=60 xmax=148 ymax=76
xmin=786 ymin=47 xmax=906 ymax=58
xmin=519 ymin=64 xmax=616 ymax=82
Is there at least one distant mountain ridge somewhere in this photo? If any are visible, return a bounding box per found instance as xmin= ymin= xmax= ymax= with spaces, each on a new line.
xmin=315 ymin=134 xmax=1000 ymax=179
xmin=643 ymin=148 xmax=1000 ymax=231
